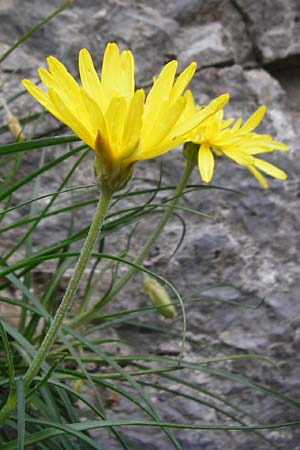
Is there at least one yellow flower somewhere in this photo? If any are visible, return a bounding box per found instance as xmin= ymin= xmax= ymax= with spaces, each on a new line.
xmin=185 ymin=95 xmax=288 ymax=188
xmin=22 ymin=42 xmax=229 ymax=189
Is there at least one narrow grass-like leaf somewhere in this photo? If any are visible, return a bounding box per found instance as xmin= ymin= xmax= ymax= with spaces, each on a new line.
xmin=2 ymin=252 xmax=187 ymax=366
xmin=0 ymin=297 xmax=39 ymax=315
xmin=53 ymin=352 xmax=277 ymax=368
xmin=139 ymin=380 xmax=279 ymax=449
xmin=26 ymin=353 xmax=86 ymax=450
xmin=4 ymin=416 xmax=300 ymax=445
xmin=59 ymin=337 xmax=130 ymax=450
xmin=1 ymin=251 xmax=186 ymax=361
xmin=0 ymin=322 xmax=15 ymax=391
xmin=2 ymin=271 xmax=48 ymax=318
xmin=167 ymin=212 xmax=186 ymax=259
xmin=5 ymin=148 xmax=90 ymax=261
xmin=0 ymin=145 xmax=86 ymax=208
xmin=153 ymin=357 xmax=300 ymax=409
xmin=0 ymin=153 xmax=22 ymax=224
xmin=1 ymin=423 xmax=105 ymax=450
xmin=0 ymin=183 xmax=183 ymax=219
xmin=16 ymin=378 xmax=25 ymax=450
xmin=27 ymin=354 xmax=67 ymax=399
xmin=2 ymin=322 xmax=46 ymax=371
xmin=20 ymin=150 xmax=46 ymax=332
xmin=0 ymin=135 xmax=79 ymax=156
xmin=0 ymin=184 xmax=96 ymax=218
xmin=1 ymin=324 xmax=88 ymax=449
xmin=196 ymin=365 xmax=300 ymax=408
xmin=0 ymin=1 xmax=74 ymax=63
xmin=66 ymin=328 xmax=182 ymax=450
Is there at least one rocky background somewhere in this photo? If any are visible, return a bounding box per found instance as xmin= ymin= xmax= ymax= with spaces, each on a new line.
xmin=1 ymin=0 xmax=300 ymax=449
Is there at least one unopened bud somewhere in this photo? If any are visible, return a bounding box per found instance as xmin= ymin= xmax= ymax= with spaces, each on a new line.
xmin=7 ymin=115 xmax=25 ymax=141
xmin=1 ymin=96 xmax=25 ymax=141
xmin=71 ymin=379 xmax=84 ymax=395
xmin=143 ymin=274 xmax=177 ymax=319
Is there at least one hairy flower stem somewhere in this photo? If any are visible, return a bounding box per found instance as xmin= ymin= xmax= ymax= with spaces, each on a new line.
xmin=0 ymin=188 xmax=113 ymax=425
xmin=70 ymin=153 xmax=196 ymax=328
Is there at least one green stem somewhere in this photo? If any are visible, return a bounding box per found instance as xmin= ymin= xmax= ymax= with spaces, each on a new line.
xmin=0 ymin=188 xmax=112 ymax=425
xmin=70 ymin=155 xmax=196 ymax=328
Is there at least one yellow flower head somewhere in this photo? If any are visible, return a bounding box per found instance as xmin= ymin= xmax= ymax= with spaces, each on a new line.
xmin=185 ymin=94 xmax=288 ymax=188
xmin=22 ymin=42 xmax=229 ymax=190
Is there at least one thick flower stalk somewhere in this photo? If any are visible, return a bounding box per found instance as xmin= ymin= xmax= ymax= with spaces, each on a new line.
xmin=184 ymin=93 xmax=288 ymax=188
xmin=23 ymin=42 xmax=229 ymax=190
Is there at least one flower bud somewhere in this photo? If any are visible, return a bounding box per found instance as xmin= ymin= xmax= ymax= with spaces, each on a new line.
xmin=71 ymin=379 xmax=84 ymax=394
xmin=143 ymin=273 xmax=177 ymax=319
xmin=1 ymin=96 xmax=25 ymax=141
xmin=7 ymin=115 xmax=25 ymax=141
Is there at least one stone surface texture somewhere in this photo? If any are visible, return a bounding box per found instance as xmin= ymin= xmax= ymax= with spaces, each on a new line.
xmin=1 ymin=0 xmax=300 ymax=449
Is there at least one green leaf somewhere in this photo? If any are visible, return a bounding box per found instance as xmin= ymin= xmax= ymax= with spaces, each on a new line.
xmin=0 ymin=135 xmax=79 ymax=156
xmin=16 ymin=378 xmax=25 ymax=450
xmin=67 ymin=327 xmax=182 ymax=450
xmin=0 ymin=321 xmax=15 ymax=391
xmin=0 ymin=184 xmax=95 ymax=218
xmin=0 ymin=144 xmax=86 ymax=203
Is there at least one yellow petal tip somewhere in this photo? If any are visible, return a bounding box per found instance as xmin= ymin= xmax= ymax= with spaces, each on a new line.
xmin=220 ymin=92 xmax=230 ymax=105
xmin=189 ymin=61 xmax=197 ymax=71
xmin=79 ymin=48 xmax=89 ymax=56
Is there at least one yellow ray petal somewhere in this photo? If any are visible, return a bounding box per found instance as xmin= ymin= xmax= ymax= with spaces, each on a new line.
xmin=231 ymin=118 xmax=242 ymax=133
xmin=253 ymin=158 xmax=287 ymax=179
xmin=170 ymin=93 xmax=229 ymax=137
xmin=171 ymin=62 xmax=197 ymax=100
xmin=143 ymin=60 xmax=178 ymax=133
xmin=221 ymin=117 xmax=234 ymax=128
xmin=120 ymin=50 xmax=135 ymax=99
xmin=140 ymin=94 xmax=225 ymax=159
xmin=78 ymin=48 xmax=105 ymax=107
xmin=47 ymin=55 xmax=87 ymax=117
xmin=181 ymin=90 xmax=196 ymax=119
xmin=38 ymin=67 xmax=55 ymax=89
xmin=142 ymin=96 xmax=187 ymax=152
xmin=222 ymin=148 xmax=254 ymax=166
xmin=205 ymin=112 xmax=221 ymax=141
xmin=122 ymin=89 xmax=145 ymax=159
xmin=105 ymin=96 xmax=127 ymax=159
xmin=22 ymin=79 xmax=49 ymax=106
xmin=270 ymin=140 xmax=289 ymax=151
xmin=242 ymin=145 xmax=270 ymax=155
xmin=47 ymin=56 xmax=79 ymax=93
xmin=101 ymin=42 xmax=121 ymax=99
xmin=137 ymin=135 xmax=186 ymax=160
xmin=198 ymin=142 xmax=214 ymax=183
xmin=48 ymin=88 xmax=95 ymax=149
xmin=146 ymin=60 xmax=178 ymax=104
xmin=241 ymin=105 xmax=266 ymax=133
xmin=22 ymin=79 xmax=62 ymax=120
xmin=247 ymin=165 xmax=269 ymax=188
xmin=80 ymin=87 xmax=108 ymax=140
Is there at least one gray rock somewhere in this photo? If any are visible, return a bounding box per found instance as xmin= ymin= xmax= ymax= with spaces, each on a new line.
xmin=168 ymin=0 xmax=206 ymax=24
xmin=233 ymin=0 xmax=300 ymax=67
xmin=175 ymin=22 xmax=234 ymax=70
